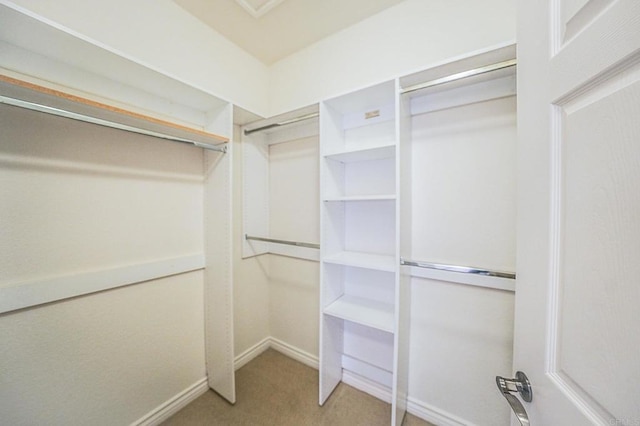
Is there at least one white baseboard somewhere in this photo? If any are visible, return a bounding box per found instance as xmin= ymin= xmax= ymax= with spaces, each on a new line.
xmin=234 ymin=337 xmax=271 ymax=371
xmin=407 ymin=397 xmax=473 ymax=426
xmin=342 ymin=369 xmax=392 ymax=404
xmin=269 ymin=337 xmax=319 ymax=370
xmin=232 ymin=338 xmax=472 ymax=426
xmin=131 ymin=377 xmax=209 ymax=426
xmin=234 ymin=336 xmax=319 ymax=371
xmin=341 ymin=369 xmax=473 ymax=426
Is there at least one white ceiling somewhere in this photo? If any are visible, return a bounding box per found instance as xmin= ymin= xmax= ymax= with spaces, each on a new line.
xmin=173 ymin=0 xmax=406 ymax=65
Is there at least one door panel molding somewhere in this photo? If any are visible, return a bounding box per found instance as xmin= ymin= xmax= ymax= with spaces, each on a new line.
xmin=548 ymin=63 xmax=640 ymax=424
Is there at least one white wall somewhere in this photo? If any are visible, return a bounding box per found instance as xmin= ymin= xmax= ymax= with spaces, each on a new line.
xmin=268 ymin=137 xmax=320 ymax=357
xmin=232 ymin=125 xmax=271 ymax=358
xmin=1 ymin=0 xmax=270 ymax=116
xmin=407 ymin=95 xmax=517 ymax=425
xmin=0 ymin=273 xmax=205 ymax=426
xmin=411 ymin=96 xmax=517 ymax=272
xmin=0 ymin=104 xmax=206 ymax=424
xmin=409 ymin=280 xmax=514 ymax=425
xmin=232 ymin=130 xmax=320 ymax=361
xmin=268 ymin=0 xmax=516 ymax=115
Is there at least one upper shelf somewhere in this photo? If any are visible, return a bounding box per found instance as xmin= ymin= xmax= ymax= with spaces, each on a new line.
xmin=0 ymin=4 xmax=232 ymax=137
xmin=0 ymin=75 xmax=229 ymax=147
xmin=400 ymin=44 xmax=517 ymax=98
xmin=323 ymin=80 xmax=396 ymax=116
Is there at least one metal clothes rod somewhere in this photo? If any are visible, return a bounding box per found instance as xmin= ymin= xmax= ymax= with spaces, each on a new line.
xmin=401 ymin=59 xmax=517 ymax=95
xmin=244 ymin=112 xmax=319 ymax=135
xmin=0 ymin=95 xmax=228 ymax=153
xmin=245 ymin=234 xmax=320 ymax=249
xmin=400 ymin=258 xmax=516 ymax=279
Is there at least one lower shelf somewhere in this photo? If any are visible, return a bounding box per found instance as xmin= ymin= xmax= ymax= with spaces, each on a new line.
xmin=323 ymin=251 xmax=396 ymax=272
xmin=323 ymin=294 xmax=395 ymax=333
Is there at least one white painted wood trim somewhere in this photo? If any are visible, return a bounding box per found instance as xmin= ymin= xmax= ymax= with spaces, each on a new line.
xmin=342 ymin=369 xmax=392 ymax=404
xmin=241 ymin=130 xmax=270 ymax=259
xmin=131 ymin=377 xmax=209 ymax=426
xmin=342 ymin=354 xmax=393 ymax=388
xmin=269 ymin=337 xmax=319 ymax=370
xmin=406 ymin=396 xmax=475 ymax=426
xmin=342 ymin=369 xmax=476 ymax=425
xmin=234 ymin=337 xmax=272 ymax=371
xmin=0 ymin=254 xmax=205 ymax=314
xmin=233 ymin=336 xmax=319 ymax=371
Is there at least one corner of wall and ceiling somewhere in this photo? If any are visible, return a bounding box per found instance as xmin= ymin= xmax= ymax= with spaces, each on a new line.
xmin=233 ymin=0 xmax=286 ymax=18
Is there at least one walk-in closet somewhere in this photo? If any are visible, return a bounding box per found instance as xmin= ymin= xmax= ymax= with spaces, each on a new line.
xmin=3 ymin=1 xmax=638 ymax=425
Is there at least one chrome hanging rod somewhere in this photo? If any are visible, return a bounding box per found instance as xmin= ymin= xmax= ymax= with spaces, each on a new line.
xmin=400 ymin=258 xmax=516 ymax=279
xmin=0 ymin=95 xmax=227 ymax=153
xmin=245 ymin=234 xmax=320 ymax=249
xmin=244 ymin=112 xmax=319 ymax=136
xmin=401 ymin=59 xmax=517 ymax=95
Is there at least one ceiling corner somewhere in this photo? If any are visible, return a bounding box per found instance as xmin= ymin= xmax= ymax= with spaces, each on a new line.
xmin=234 ymin=0 xmax=287 ymax=18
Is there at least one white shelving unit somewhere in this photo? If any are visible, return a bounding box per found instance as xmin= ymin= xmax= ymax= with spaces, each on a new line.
xmin=319 ymin=80 xmax=410 ymax=426
xmin=0 ymin=4 xmax=239 ymax=405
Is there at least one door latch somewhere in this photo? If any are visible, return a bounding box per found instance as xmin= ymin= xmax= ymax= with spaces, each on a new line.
xmin=496 ymin=371 xmax=532 ymax=425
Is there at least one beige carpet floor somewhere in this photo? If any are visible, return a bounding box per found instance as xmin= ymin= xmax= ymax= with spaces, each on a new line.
xmin=163 ymin=349 xmax=434 ymax=426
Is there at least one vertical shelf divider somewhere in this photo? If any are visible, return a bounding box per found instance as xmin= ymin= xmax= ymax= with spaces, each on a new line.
xmin=319 ymin=80 xmax=407 ymax=426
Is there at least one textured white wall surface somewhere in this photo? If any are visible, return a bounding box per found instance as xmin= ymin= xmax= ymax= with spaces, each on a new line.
xmin=0 ymin=273 xmax=206 ymax=426
xmin=232 ymin=132 xmax=320 ymax=360
xmin=268 ymin=0 xmax=516 ymax=115
xmin=0 ymin=106 xmax=204 ymax=285
xmin=0 ymin=104 xmax=206 ymax=424
xmin=411 ymin=96 xmax=517 ymax=272
xmin=405 ymin=94 xmax=517 ymax=424
xmin=268 ymin=137 xmax=320 ymax=356
xmin=409 ymin=279 xmax=514 ymax=425
xmin=232 ymin=126 xmax=271 ymax=356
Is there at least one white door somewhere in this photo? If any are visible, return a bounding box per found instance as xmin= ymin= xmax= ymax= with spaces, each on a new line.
xmin=510 ymin=0 xmax=640 ymax=424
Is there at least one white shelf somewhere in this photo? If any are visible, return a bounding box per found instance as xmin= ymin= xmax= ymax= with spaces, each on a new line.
xmin=323 ymin=251 xmax=396 ymax=272
xmin=324 ymin=295 xmax=395 ymax=333
xmin=324 ymin=143 xmax=395 ymax=163
xmin=319 ymin=81 xmax=401 ymax=410
xmin=323 ymin=194 xmax=396 ymax=202
xmin=0 ymin=6 xmax=230 ymax=131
